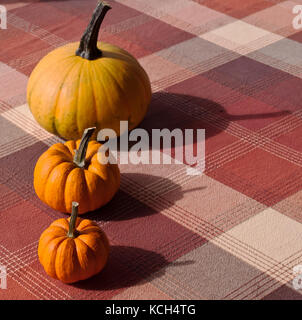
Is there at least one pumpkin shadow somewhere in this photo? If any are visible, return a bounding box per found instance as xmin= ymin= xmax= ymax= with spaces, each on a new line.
xmin=72 ymin=245 xmax=195 ymax=291
xmin=72 ymin=245 xmax=172 ymax=291
xmin=82 ymin=172 xmax=204 ymax=221
xmin=100 ymin=91 xmax=290 ymax=152
xmin=138 ymin=91 xmax=290 ymax=143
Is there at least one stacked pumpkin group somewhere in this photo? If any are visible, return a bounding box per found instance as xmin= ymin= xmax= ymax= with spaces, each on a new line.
xmin=29 ymin=1 xmax=151 ymax=283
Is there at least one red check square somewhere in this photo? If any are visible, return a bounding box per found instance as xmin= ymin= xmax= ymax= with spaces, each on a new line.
xmin=208 ymin=148 xmax=302 ymax=206
xmin=196 ymin=0 xmax=277 ymax=19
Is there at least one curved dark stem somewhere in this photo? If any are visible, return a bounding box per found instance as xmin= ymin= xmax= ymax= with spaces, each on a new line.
xmin=67 ymin=202 xmax=79 ymax=238
xmin=73 ymin=127 xmax=96 ymax=168
xmin=76 ymin=1 xmax=111 ymax=60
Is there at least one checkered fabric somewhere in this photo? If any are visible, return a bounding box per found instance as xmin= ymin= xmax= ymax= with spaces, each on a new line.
xmin=1 ymin=0 xmax=302 ymax=300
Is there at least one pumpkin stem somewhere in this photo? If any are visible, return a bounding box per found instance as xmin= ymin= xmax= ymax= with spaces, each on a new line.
xmin=73 ymin=127 xmax=96 ymax=168
xmin=67 ymin=202 xmax=79 ymax=238
xmin=76 ymin=1 xmax=111 ymax=60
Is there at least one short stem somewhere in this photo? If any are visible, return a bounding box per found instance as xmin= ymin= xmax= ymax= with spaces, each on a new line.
xmin=73 ymin=127 xmax=96 ymax=168
xmin=67 ymin=202 xmax=79 ymax=238
xmin=76 ymin=1 xmax=111 ymax=60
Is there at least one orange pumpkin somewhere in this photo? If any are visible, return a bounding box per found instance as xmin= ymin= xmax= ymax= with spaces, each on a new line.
xmin=27 ymin=1 xmax=151 ymax=140
xmin=34 ymin=127 xmax=120 ymax=214
xmin=38 ymin=202 xmax=110 ymax=283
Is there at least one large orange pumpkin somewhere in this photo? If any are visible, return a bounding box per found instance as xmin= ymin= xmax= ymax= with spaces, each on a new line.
xmin=38 ymin=202 xmax=110 ymax=283
xmin=34 ymin=127 xmax=120 ymax=214
xmin=27 ymin=1 xmax=151 ymax=140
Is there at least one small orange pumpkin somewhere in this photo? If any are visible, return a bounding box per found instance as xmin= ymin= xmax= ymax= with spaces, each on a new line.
xmin=34 ymin=127 xmax=120 ymax=214
xmin=38 ymin=202 xmax=110 ymax=283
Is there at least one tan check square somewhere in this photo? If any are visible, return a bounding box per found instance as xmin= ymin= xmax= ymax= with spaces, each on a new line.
xmin=200 ymin=20 xmax=283 ymax=55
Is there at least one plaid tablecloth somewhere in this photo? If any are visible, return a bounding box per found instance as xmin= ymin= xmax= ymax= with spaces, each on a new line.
xmin=1 ymin=0 xmax=302 ymax=300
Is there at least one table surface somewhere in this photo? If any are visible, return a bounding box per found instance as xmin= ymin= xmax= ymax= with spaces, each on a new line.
xmin=1 ymin=0 xmax=302 ymax=300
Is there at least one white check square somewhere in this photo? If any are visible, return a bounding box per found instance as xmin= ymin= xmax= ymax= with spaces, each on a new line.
xmin=200 ymin=20 xmax=283 ymax=55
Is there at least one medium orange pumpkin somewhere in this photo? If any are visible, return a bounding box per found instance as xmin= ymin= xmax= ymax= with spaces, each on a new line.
xmin=34 ymin=127 xmax=120 ymax=214
xmin=38 ymin=202 xmax=110 ymax=283
xmin=27 ymin=1 xmax=151 ymax=140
